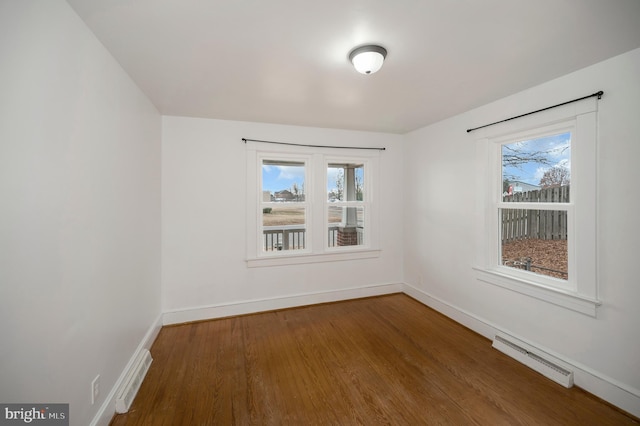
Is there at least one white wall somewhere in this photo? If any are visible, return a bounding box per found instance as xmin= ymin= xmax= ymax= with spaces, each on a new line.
xmin=3 ymin=1 xmax=636 ymax=422
xmin=0 ymin=2 xmax=161 ymax=425
xmin=162 ymin=117 xmax=404 ymax=320
xmin=403 ymin=48 xmax=640 ymax=414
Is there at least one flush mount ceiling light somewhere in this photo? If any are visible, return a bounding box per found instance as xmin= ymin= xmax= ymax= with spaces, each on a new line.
xmin=348 ymin=45 xmax=387 ymax=75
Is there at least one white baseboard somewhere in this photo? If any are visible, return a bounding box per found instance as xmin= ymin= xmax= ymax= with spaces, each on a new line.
xmin=90 ymin=313 xmax=163 ymax=426
xmin=162 ymin=282 xmax=404 ymax=325
xmin=402 ymin=282 xmax=640 ymax=419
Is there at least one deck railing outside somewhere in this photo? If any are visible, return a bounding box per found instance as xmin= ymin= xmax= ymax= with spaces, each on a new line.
xmin=263 ymin=225 xmax=362 ymax=251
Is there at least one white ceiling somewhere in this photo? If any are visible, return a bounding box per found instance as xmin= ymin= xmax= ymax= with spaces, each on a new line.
xmin=66 ymin=0 xmax=640 ymax=134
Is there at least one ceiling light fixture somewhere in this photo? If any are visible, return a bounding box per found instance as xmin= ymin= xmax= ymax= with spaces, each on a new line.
xmin=348 ymin=45 xmax=387 ymax=75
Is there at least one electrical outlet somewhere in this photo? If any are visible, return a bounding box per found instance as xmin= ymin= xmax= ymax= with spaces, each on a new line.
xmin=91 ymin=375 xmax=100 ymax=405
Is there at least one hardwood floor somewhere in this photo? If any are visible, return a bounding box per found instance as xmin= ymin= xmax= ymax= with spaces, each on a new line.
xmin=110 ymin=294 xmax=637 ymax=425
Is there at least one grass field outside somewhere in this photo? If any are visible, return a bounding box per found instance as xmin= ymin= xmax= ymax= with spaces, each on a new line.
xmin=262 ymin=206 xmax=349 ymax=226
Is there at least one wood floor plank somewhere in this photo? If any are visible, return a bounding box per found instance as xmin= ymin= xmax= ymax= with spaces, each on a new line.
xmin=110 ymin=294 xmax=638 ymax=426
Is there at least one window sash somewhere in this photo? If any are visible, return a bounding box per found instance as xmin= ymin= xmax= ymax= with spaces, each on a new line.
xmin=258 ymin=154 xmax=310 ymax=256
xmin=497 ymin=205 xmax=574 ymax=287
xmin=493 ymin=123 xmax=574 ymax=288
xmin=325 ymin=204 xmax=369 ymax=249
xmin=497 ymin=201 xmax=571 ymax=210
xmin=492 ymin=131 xmax=576 ymax=289
xmin=325 ymin=157 xmax=370 ymax=250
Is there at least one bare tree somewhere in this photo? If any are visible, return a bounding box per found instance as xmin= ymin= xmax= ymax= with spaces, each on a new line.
xmin=502 ymin=143 xmax=570 ymax=182
xmin=502 ymin=145 xmax=555 ymax=168
xmin=333 ymin=169 xmax=344 ymax=201
xmin=291 ymin=183 xmax=300 ymax=201
xmin=539 ymin=165 xmax=570 ymax=188
xmin=355 ymin=173 xmax=363 ymax=201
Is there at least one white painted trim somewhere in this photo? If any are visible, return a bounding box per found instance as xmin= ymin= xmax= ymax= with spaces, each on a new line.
xmin=473 ymin=267 xmax=600 ymax=316
xmin=90 ymin=314 xmax=163 ymax=426
xmin=162 ymin=282 xmax=403 ymax=325
xmin=247 ymin=249 xmax=380 ymax=268
xmin=402 ymin=282 xmax=640 ymax=419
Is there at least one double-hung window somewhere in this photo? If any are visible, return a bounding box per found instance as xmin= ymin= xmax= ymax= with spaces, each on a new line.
xmin=474 ymin=99 xmax=600 ymax=316
xmin=499 ymin=125 xmax=573 ymax=284
xmin=327 ymin=160 xmax=367 ymax=249
xmin=246 ymin=143 xmax=380 ymax=267
xmin=260 ymin=157 xmax=309 ymax=253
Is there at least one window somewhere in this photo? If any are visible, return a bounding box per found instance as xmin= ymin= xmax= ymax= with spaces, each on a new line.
xmin=327 ymin=161 xmax=367 ymax=248
xmin=474 ymin=100 xmax=600 ymax=316
xmin=261 ymin=158 xmax=308 ymax=253
xmin=500 ymin=130 xmax=571 ymax=283
xmin=246 ymin=143 xmax=379 ymax=267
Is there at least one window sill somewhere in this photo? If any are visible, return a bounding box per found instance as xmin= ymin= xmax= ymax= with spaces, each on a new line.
xmin=247 ymin=249 xmax=381 ymax=268
xmin=473 ymin=267 xmax=601 ymax=317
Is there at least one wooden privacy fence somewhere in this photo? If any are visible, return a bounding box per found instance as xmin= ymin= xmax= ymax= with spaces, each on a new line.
xmin=502 ymin=185 xmax=569 ymax=243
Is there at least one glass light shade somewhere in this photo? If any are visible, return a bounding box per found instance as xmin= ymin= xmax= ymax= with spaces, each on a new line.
xmin=349 ymin=45 xmax=387 ymax=75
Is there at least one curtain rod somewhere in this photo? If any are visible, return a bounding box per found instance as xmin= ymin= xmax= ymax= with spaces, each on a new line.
xmin=466 ymin=90 xmax=604 ymax=133
xmin=242 ymin=138 xmax=385 ymax=151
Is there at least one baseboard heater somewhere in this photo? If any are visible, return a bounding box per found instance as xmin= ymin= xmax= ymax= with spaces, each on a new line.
xmin=492 ymin=335 xmax=574 ymax=388
xmin=115 ymin=349 xmax=153 ymax=414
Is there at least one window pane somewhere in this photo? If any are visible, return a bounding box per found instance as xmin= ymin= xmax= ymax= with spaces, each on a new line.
xmin=262 ymin=160 xmax=305 ymax=202
xmin=328 ymin=163 xmax=364 ymax=201
xmin=501 ymin=208 xmax=568 ymax=280
xmin=262 ymin=206 xmax=306 ymax=251
xmin=327 ymin=206 xmax=364 ymax=247
xmin=502 ymin=132 xmax=570 ymax=202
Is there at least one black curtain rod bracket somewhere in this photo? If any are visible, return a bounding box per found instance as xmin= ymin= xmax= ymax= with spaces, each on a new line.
xmin=242 ymin=138 xmax=385 ymax=151
xmin=466 ymin=90 xmax=604 ymax=133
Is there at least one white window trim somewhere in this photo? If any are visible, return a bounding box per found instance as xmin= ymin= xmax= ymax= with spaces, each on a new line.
xmin=473 ymin=99 xmax=600 ymax=316
xmin=246 ymin=142 xmax=380 ymax=267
